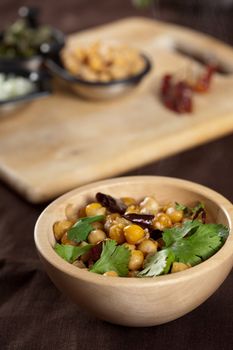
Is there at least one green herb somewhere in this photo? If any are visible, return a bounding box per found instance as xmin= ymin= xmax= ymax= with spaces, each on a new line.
xmin=138 ymin=221 xmax=229 ymax=277
xmin=67 ymin=215 xmax=104 ymax=243
xmin=175 ymin=202 xmax=188 ymax=211
xmin=191 ymin=202 xmax=205 ymax=216
xmin=138 ymin=250 xmax=175 ymax=277
xmin=54 ymin=243 xmax=93 ymax=263
xmin=175 ymin=201 xmax=205 ymax=219
xmin=90 ymin=240 xmax=131 ymax=277
xmin=170 ymin=223 xmax=226 ymax=265
xmin=162 ymin=220 xmax=201 ymax=246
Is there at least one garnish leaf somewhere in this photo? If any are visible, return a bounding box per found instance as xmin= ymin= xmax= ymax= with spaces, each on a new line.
xmin=191 ymin=202 xmax=206 ymax=222
xmin=171 ymin=224 xmax=224 ymax=265
xmin=138 ymin=249 xmax=175 ymax=277
xmin=163 ymin=220 xmax=201 ymax=247
xmin=54 ymin=243 xmax=93 ymax=263
xmin=175 ymin=202 xmax=187 ymax=211
xmin=191 ymin=202 xmax=204 ymax=215
xmin=212 ymin=224 xmax=229 ymax=242
xmin=67 ymin=215 xmax=104 ymax=243
xmin=90 ymin=240 xmax=131 ymax=277
xmin=175 ymin=202 xmax=206 ymax=221
xmin=138 ymin=221 xmax=229 ymax=277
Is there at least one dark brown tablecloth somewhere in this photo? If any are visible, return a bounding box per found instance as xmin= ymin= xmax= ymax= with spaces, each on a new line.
xmin=1 ymin=1 xmax=233 ymax=349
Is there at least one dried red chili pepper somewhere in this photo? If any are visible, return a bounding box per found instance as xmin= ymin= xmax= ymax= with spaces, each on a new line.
xmin=160 ymin=77 xmax=193 ymax=114
xmin=161 ymin=74 xmax=172 ymax=97
xmin=173 ymin=81 xmax=193 ymax=113
xmin=123 ymin=213 xmax=155 ymax=228
xmin=96 ymin=192 xmax=126 ymax=214
xmin=193 ymin=64 xmax=217 ymax=93
xmin=160 ymin=64 xmax=216 ymax=114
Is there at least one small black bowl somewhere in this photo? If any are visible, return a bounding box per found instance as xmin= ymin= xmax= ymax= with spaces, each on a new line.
xmin=0 ymin=67 xmax=52 ymax=109
xmin=0 ymin=27 xmax=65 ymax=71
xmin=46 ymin=53 xmax=152 ymax=100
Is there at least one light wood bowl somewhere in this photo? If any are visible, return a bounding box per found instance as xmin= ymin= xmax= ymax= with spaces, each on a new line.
xmin=34 ymin=176 xmax=233 ymax=327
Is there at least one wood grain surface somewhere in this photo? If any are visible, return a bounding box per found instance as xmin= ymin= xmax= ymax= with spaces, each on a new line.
xmin=1 ymin=17 xmax=233 ymax=203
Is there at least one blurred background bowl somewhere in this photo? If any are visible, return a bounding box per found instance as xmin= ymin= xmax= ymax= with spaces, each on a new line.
xmin=0 ymin=6 xmax=65 ymax=71
xmin=34 ymin=176 xmax=233 ymax=327
xmin=0 ymin=27 xmax=65 ymax=71
xmin=46 ymin=53 xmax=151 ymax=100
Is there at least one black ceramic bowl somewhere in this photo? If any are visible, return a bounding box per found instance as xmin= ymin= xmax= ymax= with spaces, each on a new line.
xmin=0 ymin=67 xmax=52 ymax=111
xmin=46 ymin=53 xmax=152 ymax=100
xmin=0 ymin=28 xmax=65 ymax=71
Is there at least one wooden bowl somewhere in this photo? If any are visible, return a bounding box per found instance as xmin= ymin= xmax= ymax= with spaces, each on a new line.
xmin=34 ymin=176 xmax=233 ymax=327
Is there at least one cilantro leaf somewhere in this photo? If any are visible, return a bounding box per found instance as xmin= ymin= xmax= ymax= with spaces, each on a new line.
xmin=89 ymin=240 xmax=131 ymax=277
xmin=67 ymin=215 xmax=104 ymax=243
xmin=138 ymin=249 xmax=175 ymax=277
xmin=191 ymin=202 xmax=204 ymax=215
xmin=163 ymin=220 xmax=201 ymax=246
xmin=138 ymin=221 xmax=229 ymax=277
xmin=54 ymin=243 xmax=93 ymax=263
xmin=175 ymin=202 xmax=188 ymax=211
xmin=171 ymin=224 xmax=224 ymax=265
xmin=212 ymin=224 xmax=229 ymax=242
xmin=175 ymin=202 xmax=205 ymax=220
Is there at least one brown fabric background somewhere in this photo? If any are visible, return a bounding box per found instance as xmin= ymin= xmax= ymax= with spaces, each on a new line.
xmin=1 ymin=1 xmax=233 ymax=349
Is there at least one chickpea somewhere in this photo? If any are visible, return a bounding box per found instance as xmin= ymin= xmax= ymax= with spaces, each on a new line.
xmin=139 ymin=196 xmax=159 ymax=215
xmin=65 ymin=204 xmax=78 ymax=222
xmin=115 ymin=216 xmax=130 ymax=226
xmin=79 ymin=241 xmax=92 ymax=262
xmin=91 ymin=221 xmax=104 ymax=230
xmin=85 ymin=202 xmax=106 ymax=217
xmin=109 ymin=224 xmax=125 ymax=244
xmin=127 ymin=271 xmax=138 ymax=277
xmin=124 ymin=224 xmax=145 ymax=244
xmin=78 ymin=206 xmax=87 ymax=218
xmin=121 ymin=197 xmax=137 ymax=207
xmin=98 ymin=72 xmax=111 ymax=82
xmin=53 ymin=220 xmax=73 ymax=241
xmin=166 ymin=207 xmax=175 ymax=216
xmin=167 ymin=209 xmax=184 ymax=223
xmin=61 ymin=232 xmax=77 ymax=246
xmin=62 ymin=42 xmax=146 ymax=83
xmin=128 ymin=250 xmax=144 ymax=271
xmin=123 ymin=243 xmax=136 ymax=251
xmin=72 ymin=260 xmax=86 ymax=268
xmin=89 ymin=55 xmax=103 ymax=72
xmin=153 ymin=213 xmax=172 ymax=230
xmin=125 ymin=205 xmax=140 ymax=214
xmin=103 ymin=271 xmax=118 ymax=277
xmin=104 ymin=213 xmax=121 ymax=232
xmin=138 ymin=239 xmax=158 ymax=256
xmin=171 ymin=262 xmax=190 ymax=273
xmin=88 ymin=229 xmax=106 ymax=245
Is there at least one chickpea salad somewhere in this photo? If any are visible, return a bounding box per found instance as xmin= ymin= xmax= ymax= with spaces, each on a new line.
xmin=53 ymin=193 xmax=229 ymax=278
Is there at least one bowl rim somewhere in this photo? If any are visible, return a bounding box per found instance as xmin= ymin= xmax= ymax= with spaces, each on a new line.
xmin=46 ymin=53 xmax=152 ymax=87
xmin=34 ymin=176 xmax=233 ymax=287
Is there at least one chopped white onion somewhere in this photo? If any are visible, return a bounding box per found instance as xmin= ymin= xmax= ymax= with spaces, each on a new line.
xmin=0 ymin=73 xmax=36 ymax=101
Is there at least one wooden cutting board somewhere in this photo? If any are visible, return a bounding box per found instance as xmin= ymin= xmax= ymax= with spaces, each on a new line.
xmin=1 ymin=17 xmax=233 ymax=203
